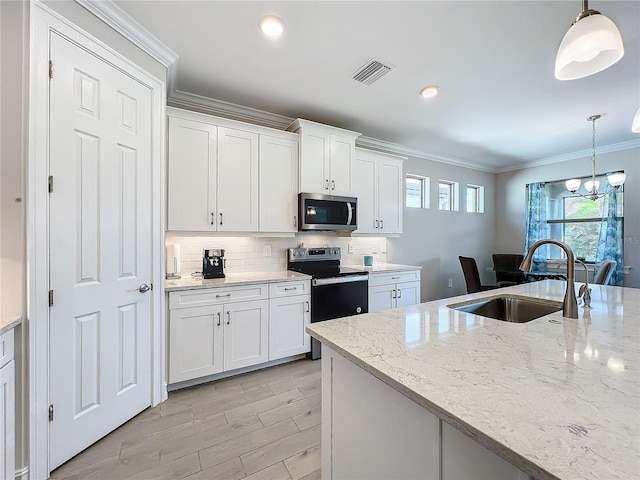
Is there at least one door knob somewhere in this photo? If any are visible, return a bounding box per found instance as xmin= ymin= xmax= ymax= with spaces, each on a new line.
xmin=136 ymin=284 xmax=151 ymax=293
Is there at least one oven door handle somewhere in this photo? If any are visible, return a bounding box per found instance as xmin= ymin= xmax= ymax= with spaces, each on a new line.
xmin=346 ymin=202 xmax=353 ymax=226
xmin=312 ymin=275 xmax=368 ymax=286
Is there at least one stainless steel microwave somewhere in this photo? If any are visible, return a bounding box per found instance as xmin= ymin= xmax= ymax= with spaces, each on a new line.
xmin=298 ymin=193 xmax=357 ymax=231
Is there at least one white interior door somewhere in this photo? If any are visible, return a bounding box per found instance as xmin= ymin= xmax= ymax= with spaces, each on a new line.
xmin=48 ymin=32 xmax=153 ymax=469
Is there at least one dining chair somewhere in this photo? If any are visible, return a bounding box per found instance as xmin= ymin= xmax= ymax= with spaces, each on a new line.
xmin=593 ymin=260 xmax=616 ymax=285
xmin=492 ymin=254 xmax=526 ymax=287
xmin=459 ymin=256 xmax=499 ymax=294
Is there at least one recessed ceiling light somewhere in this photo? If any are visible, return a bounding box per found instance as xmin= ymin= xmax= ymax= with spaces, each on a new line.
xmin=420 ymin=86 xmax=439 ymax=98
xmin=260 ymin=15 xmax=284 ymax=38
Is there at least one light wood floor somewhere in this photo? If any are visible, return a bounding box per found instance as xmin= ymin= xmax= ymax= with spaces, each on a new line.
xmin=50 ymin=359 xmax=322 ymax=480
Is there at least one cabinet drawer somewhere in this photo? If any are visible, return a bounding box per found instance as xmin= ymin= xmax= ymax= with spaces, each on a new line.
xmin=169 ymin=284 xmax=269 ymax=309
xmin=269 ymin=280 xmax=311 ymax=298
xmin=368 ymin=270 xmax=420 ymax=287
xmin=0 ymin=329 xmax=14 ymax=369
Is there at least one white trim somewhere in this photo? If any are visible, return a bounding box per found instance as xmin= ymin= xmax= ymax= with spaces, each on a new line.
xmin=74 ymin=0 xmax=177 ymax=68
xmin=495 ymin=139 xmax=640 ymax=173
xmin=29 ymin=3 xmax=166 ymax=477
xmin=14 ymin=466 xmax=29 ymax=480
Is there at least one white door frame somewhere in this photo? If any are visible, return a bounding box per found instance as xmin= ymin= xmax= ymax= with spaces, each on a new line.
xmin=28 ymin=4 xmax=167 ymax=478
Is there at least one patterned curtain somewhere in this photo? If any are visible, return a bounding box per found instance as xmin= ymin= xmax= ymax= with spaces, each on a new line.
xmin=523 ymin=182 xmax=549 ymax=271
xmin=596 ymin=190 xmax=624 ymax=286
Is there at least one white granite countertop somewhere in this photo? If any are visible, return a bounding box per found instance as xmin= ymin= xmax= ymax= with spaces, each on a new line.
xmin=353 ymin=263 xmax=422 ymax=274
xmin=165 ymin=270 xmax=311 ymax=292
xmin=0 ymin=313 xmax=22 ymax=336
xmin=307 ymin=280 xmax=639 ymax=480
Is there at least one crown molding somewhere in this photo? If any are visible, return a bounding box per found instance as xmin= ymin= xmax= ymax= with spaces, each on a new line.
xmin=75 ymin=0 xmax=178 ymax=67
xmin=495 ymin=138 xmax=640 ymax=173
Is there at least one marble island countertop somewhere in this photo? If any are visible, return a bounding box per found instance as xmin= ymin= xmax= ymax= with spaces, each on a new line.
xmin=165 ymin=270 xmax=311 ymax=292
xmin=307 ymin=280 xmax=639 ymax=480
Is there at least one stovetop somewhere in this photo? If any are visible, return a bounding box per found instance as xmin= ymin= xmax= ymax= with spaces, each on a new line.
xmin=287 ymin=247 xmax=368 ymax=279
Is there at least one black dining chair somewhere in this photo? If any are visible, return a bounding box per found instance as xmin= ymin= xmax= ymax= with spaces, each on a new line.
xmin=459 ymin=256 xmax=499 ymax=294
xmin=492 ymin=254 xmax=526 ymax=287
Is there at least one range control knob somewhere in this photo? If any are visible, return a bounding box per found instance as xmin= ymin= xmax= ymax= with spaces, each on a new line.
xmin=356 ymin=306 xmax=362 ymax=314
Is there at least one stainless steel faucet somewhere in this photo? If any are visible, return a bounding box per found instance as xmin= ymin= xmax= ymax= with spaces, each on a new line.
xmin=520 ymin=239 xmax=578 ymax=319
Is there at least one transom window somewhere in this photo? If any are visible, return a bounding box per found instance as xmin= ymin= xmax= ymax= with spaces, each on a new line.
xmin=466 ymin=184 xmax=484 ymax=213
xmin=438 ymin=180 xmax=459 ymax=211
xmin=405 ymin=175 xmax=429 ymax=209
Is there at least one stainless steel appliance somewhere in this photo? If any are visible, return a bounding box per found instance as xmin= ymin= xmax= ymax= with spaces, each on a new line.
xmin=298 ymin=193 xmax=357 ymax=232
xmin=287 ymin=246 xmax=368 ymax=359
xmin=202 ymin=248 xmax=225 ymax=279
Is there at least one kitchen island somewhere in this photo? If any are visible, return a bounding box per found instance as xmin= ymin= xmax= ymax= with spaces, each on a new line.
xmin=307 ymin=280 xmax=639 ymax=480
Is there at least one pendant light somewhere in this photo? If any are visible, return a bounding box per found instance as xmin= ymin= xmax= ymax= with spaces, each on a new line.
xmin=565 ymin=115 xmax=626 ymax=200
xmin=555 ymin=0 xmax=624 ymax=80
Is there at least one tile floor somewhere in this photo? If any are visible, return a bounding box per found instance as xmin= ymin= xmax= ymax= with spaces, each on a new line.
xmin=50 ymin=359 xmax=322 ymax=480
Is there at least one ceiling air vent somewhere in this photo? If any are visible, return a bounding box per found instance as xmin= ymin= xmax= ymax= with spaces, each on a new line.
xmin=352 ymin=58 xmax=395 ymax=85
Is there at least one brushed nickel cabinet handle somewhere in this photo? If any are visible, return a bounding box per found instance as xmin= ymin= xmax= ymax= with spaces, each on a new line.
xmin=226 ymin=311 xmax=231 ymax=325
xmin=325 ymin=179 xmax=329 ymax=190
xmin=220 ymin=212 xmax=223 ymax=225
xmin=331 ymin=180 xmax=335 ymax=190
xmin=306 ymin=301 xmax=310 ymax=312
xmin=217 ymin=312 xmax=221 ymax=326
xmin=210 ymin=212 xmax=214 ymax=225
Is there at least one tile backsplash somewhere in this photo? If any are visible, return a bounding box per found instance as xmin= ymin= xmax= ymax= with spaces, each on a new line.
xmin=166 ymin=234 xmax=388 ymax=275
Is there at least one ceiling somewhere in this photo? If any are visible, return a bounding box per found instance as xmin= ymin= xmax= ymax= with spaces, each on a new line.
xmin=112 ymin=0 xmax=640 ymax=171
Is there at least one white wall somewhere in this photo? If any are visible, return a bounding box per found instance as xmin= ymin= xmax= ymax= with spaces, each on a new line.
xmin=495 ymin=148 xmax=640 ymax=288
xmin=387 ymin=156 xmax=496 ymax=301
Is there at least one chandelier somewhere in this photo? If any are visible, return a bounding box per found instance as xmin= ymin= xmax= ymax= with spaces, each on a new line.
xmin=565 ymin=115 xmax=626 ymax=200
xmin=555 ymin=0 xmax=624 ymax=80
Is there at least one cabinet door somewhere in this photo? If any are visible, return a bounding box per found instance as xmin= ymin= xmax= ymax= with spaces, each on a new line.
xmin=329 ymin=134 xmax=354 ymax=196
xmin=351 ymin=153 xmax=377 ymax=233
xmin=369 ymin=284 xmax=396 ymax=313
xmin=300 ymin=130 xmax=330 ymax=194
xmin=396 ymin=281 xmax=421 ymax=308
xmin=0 ymin=360 xmax=15 ymax=480
xmin=224 ymin=299 xmax=269 ymax=371
xmin=167 ymin=117 xmax=217 ymax=231
xmin=377 ymin=158 xmax=403 ymax=234
xmin=269 ymin=294 xmax=311 ymax=361
xmin=169 ymin=305 xmax=224 ymax=383
xmin=259 ymin=135 xmax=299 ymax=233
xmin=217 ymin=127 xmax=259 ymax=232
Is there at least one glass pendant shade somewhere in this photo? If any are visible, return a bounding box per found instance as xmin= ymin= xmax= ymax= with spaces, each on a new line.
xmin=565 ymin=178 xmax=582 ymax=192
xmin=607 ymin=172 xmax=626 ymax=187
xmin=584 ymin=179 xmax=600 ymax=193
xmin=555 ymin=13 xmax=624 ymax=80
xmin=633 ymin=108 xmax=640 ymax=133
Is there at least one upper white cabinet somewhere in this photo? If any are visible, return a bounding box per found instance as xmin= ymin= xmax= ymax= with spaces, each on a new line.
xmin=259 ymin=135 xmax=299 ymax=233
xmin=287 ymin=119 xmax=360 ymax=196
xmin=167 ymin=108 xmax=298 ymax=233
xmin=352 ymin=148 xmax=404 ymax=234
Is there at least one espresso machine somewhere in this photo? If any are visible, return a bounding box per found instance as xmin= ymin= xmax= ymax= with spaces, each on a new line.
xmin=202 ymin=249 xmax=225 ymax=279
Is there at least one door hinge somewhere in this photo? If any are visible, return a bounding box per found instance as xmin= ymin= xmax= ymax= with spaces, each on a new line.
xmin=49 ymin=60 xmax=54 ymax=79
xmin=49 ymin=404 xmax=54 ymax=422
xmin=49 ymin=290 xmax=54 ymax=307
xmin=48 ymin=175 xmax=54 ymax=193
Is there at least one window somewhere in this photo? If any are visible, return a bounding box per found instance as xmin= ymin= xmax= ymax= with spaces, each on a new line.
xmin=466 ymin=184 xmax=485 ymax=213
xmin=543 ymin=177 xmax=623 ymax=263
xmin=405 ymin=175 xmax=429 ymax=208
xmin=438 ymin=180 xmax=459 ymax=211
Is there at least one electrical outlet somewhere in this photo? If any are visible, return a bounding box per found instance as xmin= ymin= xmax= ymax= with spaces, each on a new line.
xmin=348 ymin=243 xmax=354 ymax=253
xmin=372 ymin=245 xmax=378 ymax=254
xmin=263 ymin=245 xmax=271 ymax=257
xmin=448 ymin=279 xmax=453 ymax=288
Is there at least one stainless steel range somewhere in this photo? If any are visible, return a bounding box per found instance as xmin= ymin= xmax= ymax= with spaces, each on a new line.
xmin=287 ymin=247 xmax=368 ymax=359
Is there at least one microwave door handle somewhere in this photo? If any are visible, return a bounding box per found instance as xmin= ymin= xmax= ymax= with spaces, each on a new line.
xmin=346 ymin=202 xmax=353 ymax=226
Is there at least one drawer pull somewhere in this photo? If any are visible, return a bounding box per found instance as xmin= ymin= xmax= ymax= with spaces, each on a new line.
xmin=284 ymin=287 xmax=297 ymax=291
xmin=216 ymin=293 xmax=231 ymax=298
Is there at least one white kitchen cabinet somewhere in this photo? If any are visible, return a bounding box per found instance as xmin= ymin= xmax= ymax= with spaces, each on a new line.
xmin=269 ymin=280 xmax=311 ymax=360
xmin=0 ymin=329 xmax=15 ymax=480
xmin=259 ymin=134 xmax=299 ymax=233
xmin=352 ymin=148 xmax=404 ymax=234
xmin=368 ymin=270 xmax=421 ymax=313
xmin=217 ymin=127 xmax=259 ymax=232
xmin=167 ymin=116 xmax=217 ymax=231
xmin=286 ymin=119 xmax=360 ymax=196
xmin=223 ymin=299 xmax=269 ymax=371
xmin=168 ymin=285 xmax=269 ymax=383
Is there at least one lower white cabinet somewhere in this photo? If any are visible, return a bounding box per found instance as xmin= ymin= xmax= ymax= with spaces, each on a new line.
xmin=0 ymin=329 xmax=15 ymax=480
xmin=369 ymin=270 xmax=421 ymax=313
xmin=169 ymin=280 xmax=311 ymax=384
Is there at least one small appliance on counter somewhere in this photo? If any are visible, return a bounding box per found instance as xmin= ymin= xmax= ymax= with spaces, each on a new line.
xmin=166 ymin=244 xmax=182 ymax=279
xmin=202 ymin=248 xmax=225 ymax=279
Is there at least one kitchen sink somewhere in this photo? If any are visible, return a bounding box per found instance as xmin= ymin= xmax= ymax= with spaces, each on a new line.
xmin=447 ymin=295 xmax=563 ymax=323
